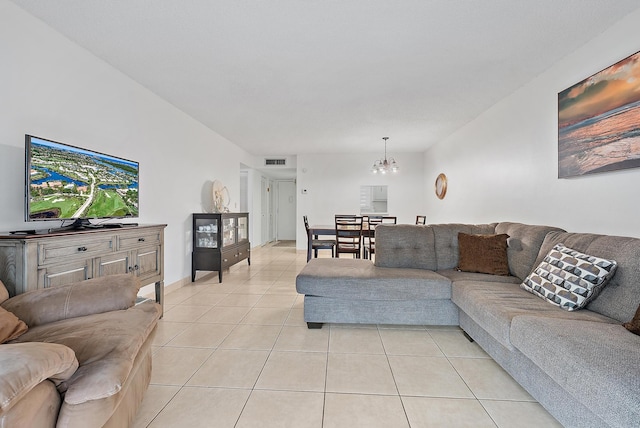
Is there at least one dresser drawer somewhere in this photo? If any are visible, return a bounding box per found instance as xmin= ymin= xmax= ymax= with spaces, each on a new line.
xmin=38 ymin=236 xmax=114 ymax=266
xmin=119 ymin=230 xmax=162 ymax=250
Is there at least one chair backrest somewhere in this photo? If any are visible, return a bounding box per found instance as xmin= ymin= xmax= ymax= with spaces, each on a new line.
xmin=416 ymin=215 xmax=427 ymax=225
xmin=335 ymin=215 xmax=363 ymax=245
xmin=381 ymin=216 xmax=397 ymax=224
xmin=367 ymin=216 xmax=383 ymax=227
xmin=303 ymin=215 xmax=310 ymax=233
xmin=335 ymin=214 xmax=358 ymax=222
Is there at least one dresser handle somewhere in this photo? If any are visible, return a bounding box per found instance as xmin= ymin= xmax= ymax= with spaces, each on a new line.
xmin=78 ymin=246 xmax=87 ymax=252
xmin=138 ymin=237 xmax=145 ymax=242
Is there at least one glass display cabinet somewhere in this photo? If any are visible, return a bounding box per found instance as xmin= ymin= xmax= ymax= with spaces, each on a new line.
xmin=192 ymin=212 xmax=250 ymax=282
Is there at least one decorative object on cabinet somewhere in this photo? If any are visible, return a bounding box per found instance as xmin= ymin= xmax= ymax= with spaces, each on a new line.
xmin=0 ymin=224 xmax=166 ymax=313
xmin=435 ymin=173 xmax=447 ymax=199
xmin=211 ymin=180 xmax=230 ymax=213
xmin=192 ymin=213 xmax=250 ymax=282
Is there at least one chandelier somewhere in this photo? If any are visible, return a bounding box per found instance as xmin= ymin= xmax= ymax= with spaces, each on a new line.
xmin=371 ymin=137 xmax=399 ymax=174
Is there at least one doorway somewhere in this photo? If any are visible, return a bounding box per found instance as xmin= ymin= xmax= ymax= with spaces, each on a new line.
xmin=276 ymin=180 xmax=296 ymax=240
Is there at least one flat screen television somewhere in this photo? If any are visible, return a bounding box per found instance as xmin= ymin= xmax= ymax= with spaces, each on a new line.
xmin=25 ymin=135 xmax=139 ymax=230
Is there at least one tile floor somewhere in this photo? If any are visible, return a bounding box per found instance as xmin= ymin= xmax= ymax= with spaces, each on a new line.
xmin=133 ymin=244 xmax=562 ymax=428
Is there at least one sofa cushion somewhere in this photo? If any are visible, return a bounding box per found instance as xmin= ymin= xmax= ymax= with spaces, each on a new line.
xmin=533 ymin=232 xmax=639 ymax=321
xmin=13 ymin=301 xmax=161 ymax=405
xmin=297 ymin=258 xmax=452 ymax=300
xmin=0 ymin=342 xmax=78 ymax=413
xmin=521 ymin=244 xmax=617 ymax=311
xmin=374 ymin=224 xmax=437 ymax=270
xmin=437 ymin=269 xmax=521 ymax=285
xmin=511 ymin=316 xmax=640 ymax=427
xmin=452 ymin=280 xmax=615 ymax=349
xmin=495 ymin=222 xmax=565 ymax=280
xmin=0 ymin=306 xmax=28 ymax=343
xmin=457 ymin=233 xmax=510 ymax=275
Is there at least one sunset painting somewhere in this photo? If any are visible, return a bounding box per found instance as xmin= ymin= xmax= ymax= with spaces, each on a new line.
xmin=558 ymin=50 xmax=640 ymax=178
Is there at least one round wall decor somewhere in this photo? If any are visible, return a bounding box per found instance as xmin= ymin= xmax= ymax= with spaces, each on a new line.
xmin=435 ymin=173 xmax=448 ymax=199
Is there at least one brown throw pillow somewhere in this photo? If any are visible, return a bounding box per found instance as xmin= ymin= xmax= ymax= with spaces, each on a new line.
xmin=458 ymin=232 xmax=510 ymax=276
xmin=0 ymin=306 xmax=28 ymax=343
xmin=623 ymin=304 xmax=640 ymax=336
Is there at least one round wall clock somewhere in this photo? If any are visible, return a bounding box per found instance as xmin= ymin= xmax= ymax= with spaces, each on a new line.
xmin=435 ymin=173 xmax=448 ymax=199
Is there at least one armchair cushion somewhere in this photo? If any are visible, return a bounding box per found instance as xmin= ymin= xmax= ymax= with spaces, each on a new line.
xmin=0 ymin=342 xmax=78 ymax=413
xmin=13 ymin=301 xmax=161 ymax=405
xmin=0 ymin=307 xmax=28 ymax=344
xmin=0 ymin=280 xmax=8 ymax=303
xmin=1 ymin=274 xmax=140 ymax=328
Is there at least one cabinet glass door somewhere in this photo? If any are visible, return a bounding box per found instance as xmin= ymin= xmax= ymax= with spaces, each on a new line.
xmin=237 ymin=216 xmax=248 ymax=243
xmin=223 ymin=217 xmax=236 ymax=247
xmin=195 ymin=218 xmax=218 ymax=248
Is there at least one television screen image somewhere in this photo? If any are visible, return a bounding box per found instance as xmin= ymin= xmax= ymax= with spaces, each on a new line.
xmin=26 ymin=135 xmax=139 ymax=222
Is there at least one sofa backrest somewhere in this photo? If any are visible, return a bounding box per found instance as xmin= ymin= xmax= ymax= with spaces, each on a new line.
xmin=375 ymin=222 xmax=564 ymax=279
xmin=495 ymin=222 xmax=565 ymax=280
xmin=374 ymin=225 xmax=437 ymax=270
xmin=430 ymin=223 xmax=497 ymax=270
xmin=533 ymin=231 xmax=640 ymax=322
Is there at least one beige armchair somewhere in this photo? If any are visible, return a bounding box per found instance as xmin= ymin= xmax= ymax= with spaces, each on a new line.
xmin=0 ymin=274 xmax=161 ymax=428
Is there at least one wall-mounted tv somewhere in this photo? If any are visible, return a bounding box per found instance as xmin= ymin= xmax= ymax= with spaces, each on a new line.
xmin=25 ymin=135 xmax=139 ymax=229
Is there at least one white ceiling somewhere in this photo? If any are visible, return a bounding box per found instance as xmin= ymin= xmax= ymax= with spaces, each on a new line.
xmin=10 ymin=0 xmax=640 ymax=156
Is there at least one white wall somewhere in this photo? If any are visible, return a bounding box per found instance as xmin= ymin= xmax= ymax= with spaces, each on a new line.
xmin=296 ymin=152 xmax=426 ymax=248
xmin=424 ymin=7 xmax=640 ymax=238
xmin=0 ymin=1 xmax=251 ymax=291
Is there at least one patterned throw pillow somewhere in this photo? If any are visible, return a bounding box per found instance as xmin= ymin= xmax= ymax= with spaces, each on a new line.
xmin=521 ymin=244 xmax=617 ymax=311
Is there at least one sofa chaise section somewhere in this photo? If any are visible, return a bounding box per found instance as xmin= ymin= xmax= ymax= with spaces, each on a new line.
xmin=296 ymin=258 xmax=457 ymax=327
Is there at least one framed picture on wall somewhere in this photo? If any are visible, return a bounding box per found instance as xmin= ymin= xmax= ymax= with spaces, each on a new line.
xmin=558 ymin=50 xmax=640 ymax=178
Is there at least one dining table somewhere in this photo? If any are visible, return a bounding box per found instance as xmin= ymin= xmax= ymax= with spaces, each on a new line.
xmin=306 ymin=224 xmax=373 ymax=261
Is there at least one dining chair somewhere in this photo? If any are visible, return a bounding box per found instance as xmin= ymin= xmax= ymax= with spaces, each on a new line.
xmin=365 ymin=216 xmax=397 ymax=259
xmin=304 ymin=215 xmax=336 ymax=259
xmin=416 ymin=215 xmax=427 ymax=225
xmin=335 ymin=215 xmax=363 ymax=258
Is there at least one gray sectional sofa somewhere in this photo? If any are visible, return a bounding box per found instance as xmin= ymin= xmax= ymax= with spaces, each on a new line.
xmin=295 ymin=222 xmax=640 ymax=428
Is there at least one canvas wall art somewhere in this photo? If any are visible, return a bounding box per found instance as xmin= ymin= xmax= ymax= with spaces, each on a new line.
xmin=558 ymin=50 xmax=640 ymax=178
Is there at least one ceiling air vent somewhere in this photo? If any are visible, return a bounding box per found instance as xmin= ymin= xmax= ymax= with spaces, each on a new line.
xmin=264 ymin=158 xmax=287 ymax=166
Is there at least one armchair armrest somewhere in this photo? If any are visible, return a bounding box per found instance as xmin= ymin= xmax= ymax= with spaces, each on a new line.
xmin=0 ymin=342 xmax=78 ymax=414
xmin=1 ymin=274 xmax=140 ymax=328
